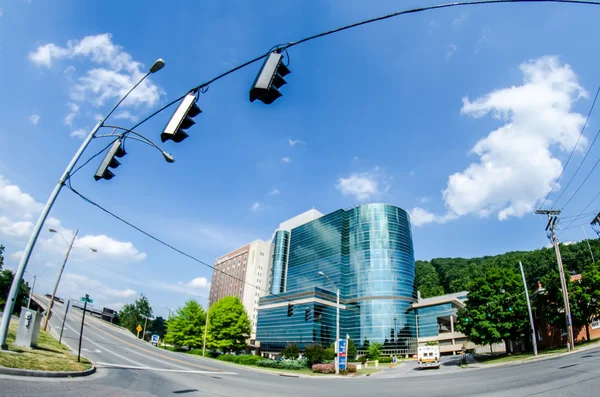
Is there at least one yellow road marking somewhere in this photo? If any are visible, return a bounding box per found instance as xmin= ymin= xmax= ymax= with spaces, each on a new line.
xmin=67 ymin=310 xmax=222 ymax=372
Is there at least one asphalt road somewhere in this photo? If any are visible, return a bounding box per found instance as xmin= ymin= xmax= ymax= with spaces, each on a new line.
xmin=1 ymin=295 xmax=600 ymax=396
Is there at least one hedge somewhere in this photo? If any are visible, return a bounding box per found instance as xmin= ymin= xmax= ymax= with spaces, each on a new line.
xmin=256 ymin=359 xmax=307 ymax=370
xmin=217 ymin=354 xmax=264 ymax=365
xmin=312 ymin=363 xmax=357 ymax=374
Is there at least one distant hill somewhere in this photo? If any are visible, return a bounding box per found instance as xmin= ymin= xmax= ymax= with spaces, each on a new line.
xmin=415 ymin=238 xmax=600 ymax=298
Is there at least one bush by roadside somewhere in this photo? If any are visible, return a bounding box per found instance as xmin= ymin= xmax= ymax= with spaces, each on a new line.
xmin=256 ymin=358 xmax=307 ymax=370
xmin=218 ymin=354 xmax=263 ymax=365
xmin=312 ymin=363 xmax=357 ymax=374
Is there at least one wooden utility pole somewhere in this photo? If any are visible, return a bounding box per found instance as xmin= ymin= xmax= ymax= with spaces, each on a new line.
xmin=536 ymin=210 xmax=574 ymax=350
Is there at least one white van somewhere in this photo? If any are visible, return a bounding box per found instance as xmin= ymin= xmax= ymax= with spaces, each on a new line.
xmin=417 ymin=345 xmax=440 ymax=369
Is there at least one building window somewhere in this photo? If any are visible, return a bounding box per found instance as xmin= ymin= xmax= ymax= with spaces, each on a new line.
xmin=592 ymin=319 xmax=600 ymax=329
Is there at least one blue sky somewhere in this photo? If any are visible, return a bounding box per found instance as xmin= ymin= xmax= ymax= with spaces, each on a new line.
xmin=2 ymin=0 xmax=600 ymax=314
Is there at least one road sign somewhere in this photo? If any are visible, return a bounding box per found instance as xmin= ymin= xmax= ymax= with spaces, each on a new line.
xmin=136 ymin=325 xmax=142 ymax=332
xmin=338 ymin=339 xmax=347 ymax=371
xmin=151 ymin=334 xmax=159 ymax=345
xmin=80 ymin=296 xmax=93 ymax=303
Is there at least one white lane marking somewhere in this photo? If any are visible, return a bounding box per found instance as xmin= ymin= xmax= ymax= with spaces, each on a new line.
xmin=62 ymin=321 xmax=147 ymax=368
xmin=81 ymin=348 xmax=102 ymax=353
xmin=124 ymin=347 xmax=189 ymax=370
xmin=96 ymin=362 xmax=237 ymax=375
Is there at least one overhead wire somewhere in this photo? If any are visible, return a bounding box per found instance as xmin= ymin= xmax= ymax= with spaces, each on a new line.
xmin=541 ymin=84 xmax=600 ymax=209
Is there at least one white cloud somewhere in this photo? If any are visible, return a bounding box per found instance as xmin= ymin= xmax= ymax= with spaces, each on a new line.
xmin=114 ymin=110 xmax=138 ymax=122
xmin=70 ymin=129 xmax=87 ymax=139
xmin=409 ymin=207 xmax=458 ymax=227
xmin=336 ymin=170 xmax=386 ymax=201
xmin=282 ymin=156 xmax=292 ymax=163
xmin=76 ymin=234 xmax=147 ymax=261
xmin=268 ymin=188 xmax=280 ymax=196
xmin=419 ymin=197 xmax=431 ymax=204
xmin=251 ymin=202 xmax=262 ymax=213
xmin=0 ymin=9 xmax=3 ymax=18
xmin=64 ymin=103 xmax=79 ymax=126
xmin=59 ymin=273 xmax=136 ymax=301
xmin=452 ymin=12 xmax=468 ymax=26
xmin=474 ymin=30 xmax=490 ymax=55
xmin=0 ymin=176 xmax=43 ymax=216
xmin=29 ymin=33 xmax=164 ymax=110
xmin=0 ymin=216 xmax=33 ymax=238
xmin=185 ymin=277 xmax=210 ymax=289
xmin=288 ymin=138 xmax=303 ymax=147
xmin=446 ymin=44 xmax=457 ymax=61
xmin=11 ymin=251 xmax=24 ymax=261
xmin=422 ymin=56 xmax=587 ymax=224
xmin=29 ymin=114 xmax=40 ymax=125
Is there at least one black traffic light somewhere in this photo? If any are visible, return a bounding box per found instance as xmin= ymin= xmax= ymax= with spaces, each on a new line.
xmin=305 ymin=307 xmax=311 ymax=321
xmin=287 ymin=303 xmax=294 ymax=317
xmin=249 ymin=52 xmax=291 ymax=104
xmin=94 ymin=139 xmax=126 ymax=181
xmin=161 ymin=92 xmax=202 ymax=143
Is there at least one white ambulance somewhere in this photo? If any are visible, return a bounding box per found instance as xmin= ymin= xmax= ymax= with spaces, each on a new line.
xmin=417 ymin=345 xmax=440 ymax=369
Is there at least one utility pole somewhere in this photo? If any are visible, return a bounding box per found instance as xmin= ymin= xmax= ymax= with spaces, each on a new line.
xmin=78 ymin=295 xmax=89 ymax=363
xmin=536 ymin=210 xmax=574 ymax=351
xmin=43 ymin=229 xmax=78 ymax=331
xmin=519 ymin=261 xmax=538 ymax=356
xmin=27 ymin=274 xmax=36 ymax=310
xmin=143 ymin=316 xmax=148 ymax=341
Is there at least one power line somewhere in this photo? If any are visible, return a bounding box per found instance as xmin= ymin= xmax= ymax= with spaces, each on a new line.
xmin=541 ymin=83 xmax=600 ymax=209
xmin=560 ymin=141 xmax=600 ymax=211
xmin=65 ymin=185 xmax=343 ymax=313
xmin=559 ymin=188 xmax=600 ymax=233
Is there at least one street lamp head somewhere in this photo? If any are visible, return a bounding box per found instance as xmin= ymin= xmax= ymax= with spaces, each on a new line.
xmin=149 ymin=58 xmax=165 ymax=74
xmin=318 ymin=271 xmax=325 ymax=276
xmin=162 ymin=151 xmax=175 ymax=163
xmin=89 ymin=247 xmax=98 ymax=253
xmin=49 ymin=228 xmax=57 ymax=233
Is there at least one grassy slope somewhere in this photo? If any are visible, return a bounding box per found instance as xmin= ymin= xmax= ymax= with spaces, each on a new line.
xmin=0 ymin=320 xmax=92 ymax=371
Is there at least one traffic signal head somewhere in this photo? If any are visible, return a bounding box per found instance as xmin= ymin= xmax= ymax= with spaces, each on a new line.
xmin=249 ymin=52 xmax=291 ymax=104
xmin=287 ymin=303 xmax=294 ymax=317
xmin=305 ymin=307 xmax=311 ymax=321
xmin=161 ymin=93 xmax=202 ymax=143
xmin=94 ymin=139 xmax=126 ymax=181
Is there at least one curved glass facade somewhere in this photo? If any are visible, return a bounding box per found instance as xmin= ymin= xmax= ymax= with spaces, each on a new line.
xmin=270 ymin=230 xmax=289 ymax=295
xmin=257 ymin=204 xmax=417 ymax=354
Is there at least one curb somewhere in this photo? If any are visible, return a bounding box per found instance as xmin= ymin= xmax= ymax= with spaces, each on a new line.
xmin=0 ymin=365 xmax=96 ymax=378
xmin=469 ymin=343 xmax=600 ymax=368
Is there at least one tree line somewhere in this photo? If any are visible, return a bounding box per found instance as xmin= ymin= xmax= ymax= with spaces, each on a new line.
xmin=415 ymin=238 xmax=600 ymax=350
xmin=0 ymin=245 xmax=32 ymax=315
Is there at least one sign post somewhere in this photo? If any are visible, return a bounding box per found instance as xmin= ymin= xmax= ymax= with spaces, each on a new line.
xmin=338 ymin=339 xmax=347 ymax=371
xmin=78 ymin=294 xmax=92 ymax=362
xmin=59 ymin=300 xmax=70 ymax=344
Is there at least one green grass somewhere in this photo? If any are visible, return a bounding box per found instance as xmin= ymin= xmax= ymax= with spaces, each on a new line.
xmin=476 ymin=339 xmax=600 ymax=365
xmin=358 ymin=368 xmax=381 ymax=375
xmin=0 ymin=320 xmax=92 ymax=372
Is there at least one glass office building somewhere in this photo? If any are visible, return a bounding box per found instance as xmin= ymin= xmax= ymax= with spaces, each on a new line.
xmin=256 ymin=204 xmax=418 ymax=355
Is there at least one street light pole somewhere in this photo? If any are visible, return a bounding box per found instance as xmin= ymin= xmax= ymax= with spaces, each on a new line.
xmin=0 ymin=59 xmax=165 ymax=349
xmin=319 ymin=271 xmax=340 ymax=375
xmin=394 ymin=318 xmax=398 ymax=355
xmin=42 ymin=229 xmax=78 ymax=331
xmin=519 ymin=261 xmax=538 ymax=356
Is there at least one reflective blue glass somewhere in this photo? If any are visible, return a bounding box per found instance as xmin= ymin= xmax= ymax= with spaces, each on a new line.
xmin=257 ymin=204 xmax=417 ymax=354
xmin=270 ymin=230 xmax=289 ymax=295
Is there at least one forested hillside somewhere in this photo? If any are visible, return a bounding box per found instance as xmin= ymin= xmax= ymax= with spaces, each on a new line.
xmin=415 ymin=238 xmax=600 ymax=298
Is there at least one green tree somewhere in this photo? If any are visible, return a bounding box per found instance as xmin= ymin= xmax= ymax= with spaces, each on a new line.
xmin=456 ymin=267 xmax=528 ymax=350
xmin=150 ymin=316 xmax=166 ymax=339
xmin=304 ymin=344 xmax=327 ymax=366
xmin=282 ymin=343 xmax=300 ymax=360
xmin=366 ymin=342 xmax=383 ymax=360
xmin=569 ymin=262 xmax=600 ymax=342
xmin=0 ymin=244 xmax=31 ymax=315
xmin=118 ymin=294 xmax=154 ymax=335
xmin=347 ymin=337 xmax=357 ymax=361
xmin=164 ymin=299 xmax=206 ymax=349
xmin=416 ymin=260 xmax=444 ymax=298
xmin=206 ymin=296 xmax=251 ymax=354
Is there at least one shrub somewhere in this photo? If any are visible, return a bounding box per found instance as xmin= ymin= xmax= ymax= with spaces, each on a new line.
xmin=256 ymin=359 xmax=306 ymax=370
xmin=312 ymin=363 xmax=335 ymax=374
xmin=311 ymin=363 xmax=357 ymax=375
xmin=282 ymin=343 xmax=300 ymax=360
xmin=304 ymin=344 xmax=327 ymax=366
xmin=366 ymin=342 xmax=383 ymax=360
xmin=217 ymin=354 xmax=263 ymax=365
xmin=378 ymin=356 xmax=393 ymax=363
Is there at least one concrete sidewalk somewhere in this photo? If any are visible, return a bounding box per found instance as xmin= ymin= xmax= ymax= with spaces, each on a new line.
xmin=468 ymin=343 xmax=600 ymax=368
